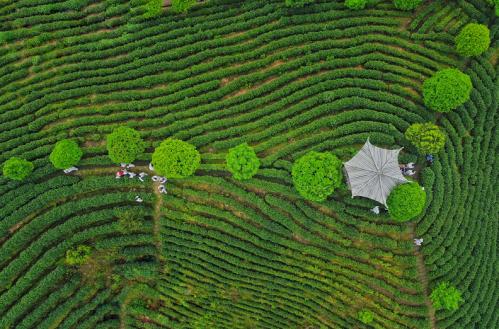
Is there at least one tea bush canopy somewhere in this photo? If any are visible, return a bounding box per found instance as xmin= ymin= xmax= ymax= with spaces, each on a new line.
xmin=345 ymin=0 xmax=367 ymax=10
xmin=152 ymin=138 xmax=200 ymax=178
xmin=344 ymin=139 xmax=408 ymax=206
xmin=455 ymin=23 xmax=491 ymax=57
xmin=106 ymin=126 xmax=145 ymax=164
xmin=393 ymin=0 xmax=422 ymax=10
xmin=226 ymin=143 xmax=260 ymax=180
xmin=285 ymin=0 xmax=314 ymax=8
xmin=292 ymin=151 xmax=342 ymax=202
xmin=431 ymin=282 xmax=463 ymax=311
xmin=49 ymin=139 xmax=83 ymax=169
xmin=423 ymin=68 xmax=472 ymax=112
xmin=405 ymin=123 xmax=446 ymax=155
xmin=65 ymin=245 xmax=92 ymax=266
xmin=387 ymin=182 xmax=426 ymax=222
xmin=172 ymin=0 xmax=197 ymax=13
xmin=358 ymin=310 xmax=374 ymax=324
xmin=2 ymin=157 xmax=33 ymax=181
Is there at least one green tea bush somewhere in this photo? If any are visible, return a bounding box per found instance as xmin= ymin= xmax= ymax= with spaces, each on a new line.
xmin=152 ymin=138 xmax=200 ymax=178
xmin=291 ymin=151 xmax=342 ymax=202
xmin=2 ymin=157 xmax=34 ymax=181
xmin=455 ymin=23 xmax=491 ymax=57
xmin=106 ymin=126 xmax=145 ymax=164
xmin=358 ymin=309 xmax=374 ymax=324
xmin=172 ymin=0 xmax=197 ymax=13
xmin=345 ymin=0 xmax=367 ymax=10
xmin=405 ymin=123 xmax=446 ymax=155
xmin=285 ymin=0 xmax=315 ymax=8
xmin=387 ymin=183 xmax=426 ymax=222
xmin=423 ymin=68 xmax=472 ymax=112
xmin=65 ymin=245 xmax=92 ymax=266
xmin=393 ymin=0 xmax=422 ymax=10
xmin=226 ymin=143 xmax=260 ymax=180
xmin=430 ymin=282 xmax=463 ymax=311
xmin=49 ymin=139 xmax=83 ymax=169
xmin=144 ymin=0 xmax=163 ymax=18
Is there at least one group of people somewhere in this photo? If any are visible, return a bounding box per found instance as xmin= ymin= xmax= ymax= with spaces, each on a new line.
xmin=400 ymin=162 xmax=416 ymax=176
xmin=115 ymin=163 xmax=168 ymax=201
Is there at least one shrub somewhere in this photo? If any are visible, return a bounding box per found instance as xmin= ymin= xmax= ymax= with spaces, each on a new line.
xmin=106 ymin=126 xmax=145 ymax=164
xmin=430 ymin=282 xmax=463 ymax=311
xmin=172 ymin=0 xmax=197 ymax=13
xmin=2 ymin=157 xmax=34 ymax=181
xmin=387 ymin=182 xmax=426 ymax=222
xmin=358 ymin=310 xmax=374 ymax=324
xmin=292 ymin=151 xmax=342 ymax=202
xmin=393 ymin=0 xmax=422 ymax=10
xmin=455 ymin=23 xmax=491 ymax=57
xmin=144 ymin=0 xmax=163 ymax=18
xmin=405 ymin=123 xmax=446 ymax=155
xmin=152 ymin=138 xmax=200 ymax=178
xmin=423 ymin=68 xmax=472 ymax=112
xmin=50 ymin=139 xmax=83 ymax=169
xmin=285 ymin=0 xmax=315 ymax=8
xmin=226 ymin=143 xmax=260 ymax=180
xmin=65 ymin=245 xmax=92 ymax=266
xmin=345 ymin=0 xmax=367 ymax=10
xmin=115 ymin=209 xmax=143 ymax=233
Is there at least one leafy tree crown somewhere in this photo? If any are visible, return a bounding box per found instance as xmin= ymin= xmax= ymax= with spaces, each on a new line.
xmin=455 ymin=23 xmax=491 ymax=57
xmin=106 ymin=126 xmax=145 ymax=164
xmin=49 ymin=139 xmax=83 ymax=169
xmin=226 ymin=143 xmax=260 ymax=180
xmin=387 ymin=182 xmax=426 ymax=222
xmin=2 ymin=157 xmax=34 ymax=181
xmin=430 ymin=282 xmax=463 ymax=311
xmin=423 ymin=68 xmax=472 ymax=112
xmin=152 ymin=138 xmax=200 ymax=178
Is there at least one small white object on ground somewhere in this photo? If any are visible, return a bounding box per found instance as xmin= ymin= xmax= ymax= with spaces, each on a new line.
xmin=159 ymin=176 xmax=167 ymax=184
xmin=63 ymin=166 xmax=78 ymax=174
xmin=152 ymin=175 xmax=160 ymax=182
xmin=135 ymin=195 xmax=143 ymax=203
xmin=407 ymin=162 xmax=415 ymax=169
xmin=405 ymin=169 xmax=415 ymax=176
xmin=127 ymin=172 xmax=136 ymax=178
xmin=126 ymin=163 xmax=135 ymax=168
xmin=149 ymin=162 xmax=154 ymax=171
xmin=414 ymin=238 xmax=423 ymax=246
xmin=158 ymin=185 xmax=167 ymax=194
xmin=370 ymin=206 xmax=380 ymax=215
xmin=139 ymin=172 xmax=147 ymax=177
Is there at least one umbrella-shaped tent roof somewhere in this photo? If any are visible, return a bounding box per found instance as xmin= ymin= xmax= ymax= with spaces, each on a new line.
xmin=344 ymin=139 xmax=408 ymax=206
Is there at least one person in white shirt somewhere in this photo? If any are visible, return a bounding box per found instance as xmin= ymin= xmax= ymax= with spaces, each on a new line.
xmin=414 ymin=238 xmax=423 ymax=246
xmin=63 ymin=167 xmax=78 ymax=174
xmin=370 ymin=206 xmax=380 ymax=215
xmin=135 ymin=195 xmax=143 ymax=203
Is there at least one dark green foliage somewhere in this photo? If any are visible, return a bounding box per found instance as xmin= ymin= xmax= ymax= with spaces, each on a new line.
xmin=423 ymin=68 xmax=472 ymax=112
xmin=285 ymin=0 xmax=315 ymax=8
xmin=345 ymin=0 xmax=367 ymax=10
xmin=49 ymin=139 xmax=83 ymax=169
xmin=405 ymin=123 xmax=446 ymax=155
xmin=172 ymin=0 xmax=197 ymax=13
xmin=430 ymin=282 xmax=463 ymax=311
xmin=291 ymin=151 xmax=342 ymax=202
xmin=106 ymin=126 xmax=145 ymax=164
xmin=393 ymin=0 xmax=422 ymax=10
xmin=226 ymin=143 xmax=260 ymax=180
xmin=455 ymin=23 xmax=491 ymax=57
xmin=144 ymin=0 xmax=163 ymax=18
xmin=65 ymin=245 xmax=91 ymax=266
xmin=387 ymin=182 xmax=426 ymax=222
xmin=152 ymin=138 xmax=200 ymax=178
xmin=358 ymin=309 xmax=374 ymax=324
xmin=2 ymin=157 xmax=33 ymax=181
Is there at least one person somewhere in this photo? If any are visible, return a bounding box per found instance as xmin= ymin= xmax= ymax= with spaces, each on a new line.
xmin=63 ymin=166 xmax=78 ymax=174
xmin=135 ymin=195 xmax=143 ymax=203
xmin=138 ymin=172 xmax=148 ymax=182
xmin=414 ymin=238 xmax=423 ymax=246
xmin=370 ymin=206 xmax=380 ymax=215
xmin=406 ymin=162 xmax=415 ymax=169
xmin=115 ymin=170 xmax=126 ymax=178
xmin=159 ymin=176 xmax=167 ymax=184
xmin=400 ymin=167 xmax=407 ymax=175
xmin=405 ymin=169 xmax=415 ymax=176
xmin=426 ymin=154 xmax=434 ymax=164
xmin=149 ymin=162 xmax=154 ymax=171
xmin=127 ymin=172 xmax=136 ymax=178
xmin=152 ymin=175 xmax=159 ymax=182
xmin=126 ymin=163 xmax=135 ymax=169
xmin=159 ymin=185 xmax=167 ymax=194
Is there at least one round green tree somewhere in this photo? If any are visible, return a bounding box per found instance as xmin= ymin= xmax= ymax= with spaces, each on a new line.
xmin=106 ymin=126 xmax=145 ymax=164
xmin=345 ymin=0 xmax=367 ymax=10
xmin=151 ymin=138 xmax=200 ymax=178
xmin=455 ymin=23 xmax=491 ymax=57
xmin=172 ymin=0 xmax=197 ymax=13
xmin=65 ymin=245 xmax=92 ymax=266
xmin=292 ymin=151 xmax=342 ymax=202
xmin=2 ymin=157 xmax=34 ymax=181
xmin=423 ymin=68 xmax=472 ymax=112
xmin=358 ymin=310 xmax=374 ymax=324
xmin=405 ymin=123 xmax=446 ymax=155
xmin=393 ymin=0 xmax=422 ymax=10
xmin=387 ymin=182 xmax=426 ymax=222
xmin=430 ymin=282 xmax=463 ymax=311
xmin=226 ymin=143 xmax=260 ymax=180
xmin=50 ymin=139 xmax=83 ymax=169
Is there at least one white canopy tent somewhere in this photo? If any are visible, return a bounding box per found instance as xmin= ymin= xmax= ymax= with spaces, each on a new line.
xmin=344 ymin=139 xmax=408 ymax=206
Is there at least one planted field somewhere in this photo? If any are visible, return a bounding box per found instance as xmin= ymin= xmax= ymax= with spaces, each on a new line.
xmin=0 ymin=0 xmax=497 ymax=329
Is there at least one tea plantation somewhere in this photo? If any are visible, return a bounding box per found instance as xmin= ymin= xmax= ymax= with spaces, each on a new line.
xmin=0 ymin=0 xmax=497 ymax=328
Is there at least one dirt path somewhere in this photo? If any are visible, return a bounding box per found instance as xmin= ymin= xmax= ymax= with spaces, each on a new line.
xmin=409 ymin=223 xmax=437 ymax=329
xmin=151 ymin=179 xmax=166 ymax=264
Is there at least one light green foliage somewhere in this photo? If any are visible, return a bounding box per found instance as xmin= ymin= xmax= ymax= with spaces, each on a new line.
xmin=172 ymin=0 xmax=197 ymax=13
xmin=226 ymin=143 xmax=260 ymax=180
xmin=455 ymin=23 xmax=491 ymax=57
xmin=144 ymin=0 xmax=163 ymax=18
xmin=405 ymin=123 xmax=446 ymax=155
xmin=393 ymin=0 xmax=422 ymax=10
xmin=345 ymin=0 xmax=367 ymax=10
xmin=387 ymin=182 xmax=426 ymax=222
xmin=292 ymin=151 xmax=343 ymax=202
xmin=115 ymin=209 xmax=143 ymax=233
xmin=106 ymin=126 xmax=145 ymax=164
xmin=358 ymin=309 xmax=374 ymax=324
xmin=285 ymin=0 xmax=315 ymax=8
xmin=423 ymin=68 xmax=472 ymax=112
xmin=65 ymin=245 xmax=91 ymax=266
xmin=430 ymin=282 xmax=463 ymax=311
xmin=49 ymin=139 xmax=83 ymax=169
xmin=152 ymin=138 xmax=200 ymax=178
xmin=2 ymin=157 xmax=33 ymax=181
